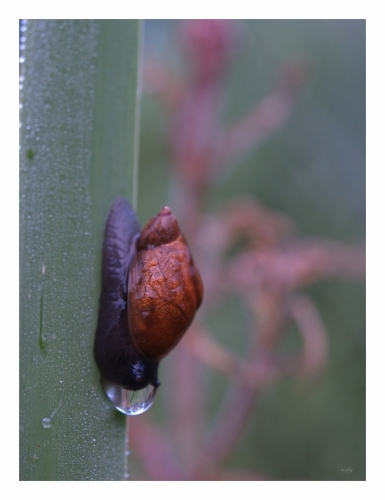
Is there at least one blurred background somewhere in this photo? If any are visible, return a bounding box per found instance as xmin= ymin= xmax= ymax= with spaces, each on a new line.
xmin=133 ymin=20 xmax=365 ymax=480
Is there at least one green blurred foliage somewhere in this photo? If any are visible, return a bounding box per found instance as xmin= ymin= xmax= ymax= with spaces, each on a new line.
xmin=137 ymin=20 xmax=365 ymax=481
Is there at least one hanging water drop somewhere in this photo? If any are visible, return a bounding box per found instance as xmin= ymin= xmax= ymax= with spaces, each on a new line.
xmin=102 ymin=379 xmax=157 ymax=416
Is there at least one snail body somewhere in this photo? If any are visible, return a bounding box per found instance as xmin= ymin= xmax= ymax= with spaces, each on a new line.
xmin=94 ymin=199 xmax=203 ymax=392
xmin=94 ymin=198 xmax=160 ymax=391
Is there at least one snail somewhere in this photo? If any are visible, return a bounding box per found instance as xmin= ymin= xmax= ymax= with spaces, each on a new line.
xmin=94 ymin=198 xmax=203 ymax=393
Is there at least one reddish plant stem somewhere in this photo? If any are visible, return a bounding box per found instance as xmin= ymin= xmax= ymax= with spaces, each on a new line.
xmin=170 ymin=344 xmax=203 ymax=472
xmin=129 ymin=416 xmax=186 ymax=480
xmin=192 ymin=384 xmax=259 ymax=478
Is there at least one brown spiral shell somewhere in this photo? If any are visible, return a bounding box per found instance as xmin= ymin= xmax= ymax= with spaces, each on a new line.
xmin=128 ymin=207 xmax=204 ymax=362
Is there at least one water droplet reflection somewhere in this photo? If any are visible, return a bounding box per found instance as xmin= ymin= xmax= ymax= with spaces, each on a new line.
xmin=102 ymin=380 xmax=157 ymax=416
xmin=41 ymin=416 xmax=52 ymax=428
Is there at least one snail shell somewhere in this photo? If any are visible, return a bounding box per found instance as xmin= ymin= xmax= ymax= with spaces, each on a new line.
xmin=94 ymin=198 xmax=160 ymax=391
xmin=128 ymin=206 xmax=204 ymax=362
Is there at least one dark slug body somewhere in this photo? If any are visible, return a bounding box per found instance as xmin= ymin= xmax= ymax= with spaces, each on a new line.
xmin=94 ymin=198 xmax=160 ymax=391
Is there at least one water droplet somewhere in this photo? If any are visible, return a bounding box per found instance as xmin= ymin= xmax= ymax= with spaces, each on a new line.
xmin=102 ymin=380 xmax=157 ymax=416
xmin=41 ymin=416 xmax=52 ymax=428
xmin=41 ymin=396 xmax=62 ymax=428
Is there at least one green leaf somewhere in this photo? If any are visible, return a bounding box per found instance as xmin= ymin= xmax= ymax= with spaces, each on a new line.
xmin=20 ymin=20 xmax=141 ymax=480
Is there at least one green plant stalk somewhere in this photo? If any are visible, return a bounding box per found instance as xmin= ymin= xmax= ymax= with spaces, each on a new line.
xmin=19 ymin=19 xmax=141 ymax=480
